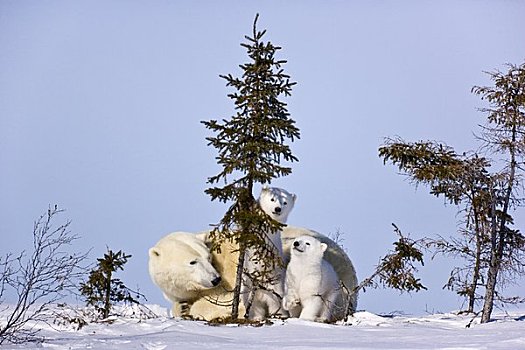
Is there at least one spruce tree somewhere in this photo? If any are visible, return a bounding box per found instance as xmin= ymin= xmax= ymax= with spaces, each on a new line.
xmin=379 ymin=61 xmax=525 ymax=322
xmin=344 ymin=224 xmax=426 ymax=321
xmin=202 ymin=14 xmax=300 ymax=320
xmin=80 ymin=249 xmax=144 ymax=319
xmin=379 ymin=139 xmax=493 ymax=312
xmin=472 ymin=62 xmax=525 ymax=323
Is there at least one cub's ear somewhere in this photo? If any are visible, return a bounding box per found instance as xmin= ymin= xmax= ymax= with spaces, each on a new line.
xmin=149 ymin=247 xmax=160 ymax=258
xmin=320 ymin=243 xmax=328 ymax=253
xmin=292 ymin=193 xmax=297 ymax=203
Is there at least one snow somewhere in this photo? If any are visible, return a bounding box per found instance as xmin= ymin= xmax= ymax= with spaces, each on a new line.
xmin=1 ymin=305 xmax=524 ymax=350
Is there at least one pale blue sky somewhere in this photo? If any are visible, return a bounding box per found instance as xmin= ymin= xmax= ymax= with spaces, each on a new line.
xmin=1 ymin=1 xmax=524 ymax=314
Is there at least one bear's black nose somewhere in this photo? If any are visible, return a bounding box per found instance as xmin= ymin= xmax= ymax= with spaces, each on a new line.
xmin=211 ymin=276 xmax=221 ymax=286
xmin=275 ymin=207 xmax=282 ymax=213
xmin=293 ymin=241 xmax=300 ymax=247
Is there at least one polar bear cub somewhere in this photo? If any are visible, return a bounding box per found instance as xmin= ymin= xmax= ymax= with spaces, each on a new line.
xmin=257 ymin=186 xmax=296 ymax=256
xmin=283 ymin=235 xmax=340 ymax=322
xmin=243 ymin=186 xmax=296 ymax=320
xmin=148 ymin=232 xmax=222 ymax=317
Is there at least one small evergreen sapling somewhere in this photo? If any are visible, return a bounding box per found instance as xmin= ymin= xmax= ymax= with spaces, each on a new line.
xmin=80 ymin=249 xmax=144 ymax=319
xmin=344 ymin=224 xmax=426 ymax=321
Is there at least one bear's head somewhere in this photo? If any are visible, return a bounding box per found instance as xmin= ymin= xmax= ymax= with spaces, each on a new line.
xmin=148 ymin=232 xmax=221 ymax=302
xmin=290 ymin=235 xmax=327 ymax=263
xmin=258 ymin=186 xmax=297 ymax=223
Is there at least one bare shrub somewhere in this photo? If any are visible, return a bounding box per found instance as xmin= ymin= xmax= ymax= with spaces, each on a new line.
xmin=0 ymin=206 xmax=87 ymax=344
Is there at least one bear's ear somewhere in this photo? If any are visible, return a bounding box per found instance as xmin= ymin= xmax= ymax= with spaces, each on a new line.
xmin=149 ymin=248 xmax=160 ymax=258
xmin=292 ymin=193 xmax=297 ymax=203
xmin=195 ymin=231 xmax=209 ymax=243
xmin=262 ymin=185 xmax=270 ymax=192
xmin=320 ymin=243 xmax=328 ymax=253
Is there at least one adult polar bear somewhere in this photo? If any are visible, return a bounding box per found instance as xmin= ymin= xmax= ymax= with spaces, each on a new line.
xmin=148 ymin=232 xmax=227 ymax=317
xmin=149 ymin=226 xmax=358 ymax=321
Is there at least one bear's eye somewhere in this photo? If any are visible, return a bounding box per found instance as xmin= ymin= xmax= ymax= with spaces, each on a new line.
xmin=305 ymin=242 xmax=310 ymax=246
xmin=271 ymin=198 xmax=275 ymax=202
xmin=283 ymin=201 xmax=288 ymax=205
xmin=189 ymin=260 xmax=197 ymax=265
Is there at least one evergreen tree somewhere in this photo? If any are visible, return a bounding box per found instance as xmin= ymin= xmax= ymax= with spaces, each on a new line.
xmin=80 ymin=249 xmax=144 ymax=319
xmin=202 ymin=14 xmax=300 ymax=320
xmin=344 ymin=224 xmax=426 ymax=321
xmin=379 ymin=61 xmax=525 ymax=322
xmin=379 ymin=139 xmax=493 ymax=312
xmin=472 ymin=62 xmax=525 ymax=323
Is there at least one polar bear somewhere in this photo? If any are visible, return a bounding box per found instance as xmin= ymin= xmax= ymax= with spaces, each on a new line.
xmin=242 ymin=186 xmax=297 ymax=320
xmin=149 ymin=226 xmax=357 ymax=321
xmin=148 ymin=232 xmax=223 ymax=317
xmin=281 ymin=226 xmax=358 ymax=316
xmin=283 ymin=235 xmax=340 ymax=322
xmin=258 ymin=186 xmax=296 ymax=225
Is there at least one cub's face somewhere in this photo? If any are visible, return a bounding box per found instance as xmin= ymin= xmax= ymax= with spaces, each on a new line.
xmin=290 ymin=235 xmax=327 ymax=261
xmin=258 ymin=186 xmax=297 ymax=223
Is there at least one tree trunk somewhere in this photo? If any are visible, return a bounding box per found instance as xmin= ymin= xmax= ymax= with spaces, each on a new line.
xmin=481 ymin=125 xmax=517 ymax=323
xmin=468 ymin=207 xmax=483 ymax=313
xmin=468 ymin=239 xmax=482 ymax=313
xmin=481 ymin=230 xmax=498 ymax=322
xmin=230 ymin=181 xmax=256 ymax=320
xmin=481 ymin=209 xmax=502 ymax=323
xmin=104 ymin=270 xmax=112 ymax=319
xmin=231 ymin=241 xmax=246 ymax=320
xmin=482 ymin=192 xmax=512 ymax=322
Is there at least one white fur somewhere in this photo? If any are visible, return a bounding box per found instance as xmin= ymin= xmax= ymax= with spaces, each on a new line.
xmin=148 ymin=232 xmax=221 ymax=317
xmin=283 ymin=235 xmax=340 ymax=322
xmin=258 ymin=186 xmax=296 ymax=224
xmin=242 ymin=186 xmax=296 ymax=320
xmin=281 ymin=226 xmax=358 ymax=316
xmin=148 ymin=226 xmax=357 ymax=321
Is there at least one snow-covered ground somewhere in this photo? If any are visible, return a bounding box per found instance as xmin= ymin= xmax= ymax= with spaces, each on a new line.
xmin=1 ymin=305 xmax=524 ymax=350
